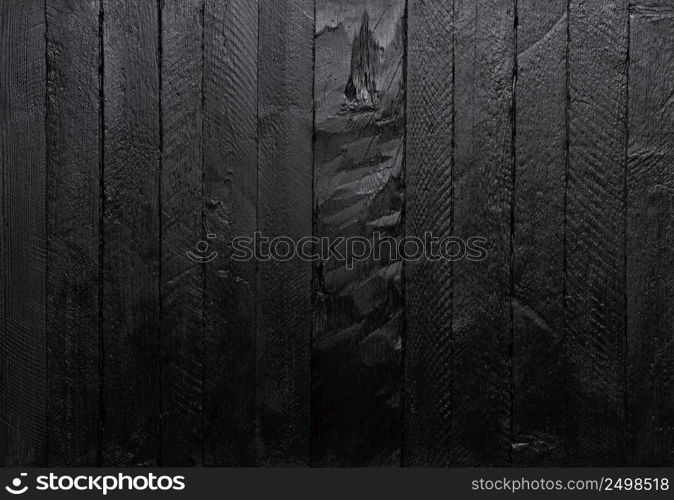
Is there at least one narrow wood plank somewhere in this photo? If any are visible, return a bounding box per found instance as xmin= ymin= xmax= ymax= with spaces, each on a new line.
xmin=0 ymin=10 xmax=3 ymax=463
xmin=313 ymin=1 xmax=405 ymax=466
xmin=45 ymin=0 xmax=100 ymax=466
xmin=160 ymin=0 xmax=204 ymax=466
xmin=626 ymin=0 xmax=674 ymax=466
xmin=257 ymin=0 xmax=313 ymax=465
xmin=567 ymin=0 xmax=628 ymax=466
xmin=512 ymin=0 xmax=567 ymax=466
xmin=202 ymin=0 xmax=257 ymax=466
xmin=404 ymin=0 xmax=454 ymax=466
xmin=452 ymin=0 xmax=514 ymax=466
xmin=0 ymin=0 xmax=47 ymax=466
xmin=101 ymin=0 xmax=161 ymax=465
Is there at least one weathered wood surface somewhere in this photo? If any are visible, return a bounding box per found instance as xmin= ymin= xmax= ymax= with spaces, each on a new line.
xmin=160 ymin=0 xmax=204 ymax=466
xmin=0 ymin=0 xmax=47 ymax=466
xmin=101 ymin=0 xmax=161 ymax=466
xmin=312 ymin=1 xmax=406 ymax=466
xmin=46 ymin=0 xmax=101 ymax=466
xmin=567 ymin=0 xmax=629 ymax=466
xmin=512 ymin=0 xmax=567 ymax=466
xmin=1 ymin=0 xmax=674 ymax=467
xmin=626 ymin=0 xmax=674 ymax=466
xmin=452 ymin=0 xmax=515 ymax=466
xmin=202 ymin=0 xmax=258 ymax=466
xmin=257 ymin=0 xmax=313 ymax=466
xmin=404 ymin=0 xmax=454 ymax=467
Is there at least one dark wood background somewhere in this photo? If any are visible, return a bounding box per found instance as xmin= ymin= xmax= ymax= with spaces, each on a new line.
xmin=1 ymin=0 xmax=673 ymax=467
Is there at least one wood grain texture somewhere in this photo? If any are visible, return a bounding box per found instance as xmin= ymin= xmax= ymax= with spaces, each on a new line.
xmin=101 ymin=0 xmax=161 ymax=465
xmin=512 ymin=0 xmax=567 ymax=466
xmin=45 ymin=0 xmax=100 ymax=466
xmin=0 ymin=0 xmax=47 ymax=466
xmin=404 ymin=0 xmax=454 ymax=467
xmin=4 ymin=0 xmax=674 ymax=468
xmin=202 ymin=0 xmax=257 ymax=466
xmin=567 ymin=0 xmax=628 ymax=466
xmin=257 ymin=0 xmax=313 ymax=465
xmin=626 ymin=0 xmax=674 ymax=466
xmin=451 ymin=0 xmax=515 ymax=466
xmin=313 ymin=0 xmax=405 ymax=466
xmin=160 ymin=0 xmax=204 ymax=466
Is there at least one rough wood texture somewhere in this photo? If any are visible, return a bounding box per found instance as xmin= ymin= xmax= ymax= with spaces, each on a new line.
xmin=160 ymin=0 xmax=204 ymax=466
xmin=202 ymin=0 xmax=257 ymax=466
xmin=313 ymin=1 xmax=405 ymax=466
xmin=567 ymin=0 xmax=628 ymax=466
xmin=512 ymin=0 xmax=567 ymax=466
xmin=4 ymin=0 xmax=674 ymax=469
xmin=626 ymin=0 xmax=674 ymax=466
xmin=101 ymin=0 xmax=161 ymax=465
xmin=452 ymin=0 xmax=514 ymax=466
xmin=257 ymin=0 xmax=313 ymax=466
xmin=404 ymin=0 xmax=454 ymax=467
xmin=0 ymin=0 xmax=47 ymax=466
xmin=46 ymin=0 xmax=100 ymax=466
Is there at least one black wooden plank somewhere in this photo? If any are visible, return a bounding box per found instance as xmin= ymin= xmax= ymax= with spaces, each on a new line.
xmin=0 ymin=17 xmax=3 ymax=464
xmin=403 ymin=0 xmax=453 ymax=466
xmin=45 ymin=0 xmax=101 ymax=466
xmin=313 ymin=1 xmax=405 ymax=466
xmin=202 ymin=0 xmax=257 ymax=466
xmin=0 ymin=0 xmax=47 ymax=466
xmin=160 ymin=0 xmax=205 ymax=466
xmin=101 ymin=0 xmax=161 ymax=465
xmin=512 ymin=0 xmax=567 ymax=466
xmin=566 ymin=0 xmax=628 ymax=466
xmin=257 ymin=0 xmax=313 ymax=465
xmin=452 ymin=0 xmax=514 ymax=466
xmin=626 ymin=0 xmax=674 ymax=466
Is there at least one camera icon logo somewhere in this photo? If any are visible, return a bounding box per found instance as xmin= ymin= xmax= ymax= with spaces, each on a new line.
xmin=5 ymin=473 xmax=28 ymax=495
xmin=187 ymin=234 xmax=218 ymax=264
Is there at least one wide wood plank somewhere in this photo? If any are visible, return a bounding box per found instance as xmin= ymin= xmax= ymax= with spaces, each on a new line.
xmin=404 ymin=0 xmax=454 ymax=466
xmin=626 ymin=0 xmax=674 ymax=466
xmin=257 ymin=0 xmax=313 ymax=465
xmin=160 ymin=0 xmax=204 ymax=466
xmin=101 ymin=0 xmax=161 ymax=465
xmin=202 ymin=0 xmax=257 ymax=466
xmin=0 ymin=0 xmax=47 ymax=466
xmin=452 ymin=0 xmax=514 ymax=466
xmin=567 ymin=0 xmax=628 ymax=466
xmin=313 ymin=0 xmax=405 ymax=466
xmin=45 ymin=0 xmax=101 ymax=466
xmin=512 ymin=0 xmax=567 ymax=466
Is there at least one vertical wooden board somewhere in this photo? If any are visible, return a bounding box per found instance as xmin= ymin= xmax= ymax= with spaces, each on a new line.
xmin=45 ymin=0 xmax=101 ymax=466
xmin=0 ymin=12 xmax=3 ymax=464
xmin=160 ymin=0 xmax=205 ymax=466
xmin=0 ymin=66 xmax=3 ymax=465
xmin=101 ymin=0 xmax=161 ymax=465
xmin=626 ymin=1 xmax=674 ymax=466
xmin=567 ymin=0 xmax=628 ymax=466
xmin=0 ymin=0 xmax=47 ymax=466
xmin=257 ymin=0 xmax=313 ymax=465
xmin=452 ymin=0 xmax=514 ymax=466
xmin=313 ymin=0 xmax=405 ymax=466
xmin=404 ymin=0 xmax=454 ymax=466
xmin=512 ymin=0 xmax=567 ymax=466
xmin=202 ymin=0 xmax=257 ymax=466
